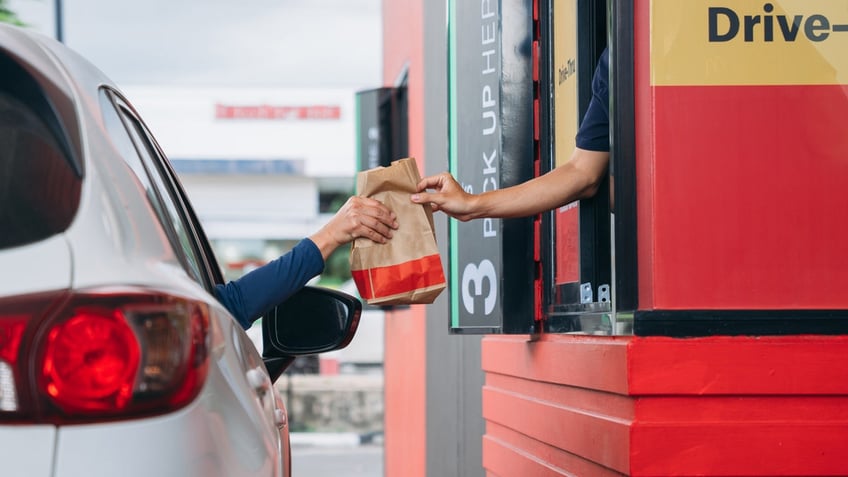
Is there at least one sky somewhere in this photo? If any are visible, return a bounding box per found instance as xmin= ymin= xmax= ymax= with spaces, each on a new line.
xmin=7 ymin=0 xmax=383 ymax=89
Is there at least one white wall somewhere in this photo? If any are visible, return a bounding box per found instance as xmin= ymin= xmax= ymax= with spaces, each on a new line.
xmin=179 ymin=174 xmax=325 ymax=240
xmin=113 ymin=85 xmax=363 ymax=241
xmin=124 ymin=86 xmax=360 ymax=178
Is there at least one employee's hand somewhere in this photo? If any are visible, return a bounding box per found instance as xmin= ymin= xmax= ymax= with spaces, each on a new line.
xmin=309 ymin=196 xmax=398 ymax=259
xmin=411 ymin=172 xmax=478 ymax=222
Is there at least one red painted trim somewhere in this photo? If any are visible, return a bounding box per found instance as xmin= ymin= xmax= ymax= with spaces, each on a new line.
xmin=482 ymin=335 xmax=629 ymax=395
xmin=631 ymin=405 xmax=848 ymax=475
xmin=532 ymin=40 xmax=539 ymax=83
xmin=533 ymin=98 xmax=540 ymax=141
xmin=534 ymin=220 xmax=540 ymax=262
xmin=634 ymin=0 xmax=654 ymax=310
xmin=483 ymin=372 xmax=633 ymax=473
xmin=628 ymin=335 xmax=848 ymax=395
xmin=534 ymin=219 xmax=542 ymax=320
xmin=484 ymin=423 xmax=624 ymax=477
xmin=485 ymin=372 xmax=634 ymax=419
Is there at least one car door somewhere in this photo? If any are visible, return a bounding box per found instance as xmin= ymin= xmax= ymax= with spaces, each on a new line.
xmin=99 ymin=88 xmax=288 ymax=473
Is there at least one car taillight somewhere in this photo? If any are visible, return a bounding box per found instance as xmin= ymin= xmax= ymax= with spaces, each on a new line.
xmin=41 ymin=307 xmax=141 ymax=412
xmin=0 ymin=291 xmax=61 ymax=415
xmin=0 ymin=288 xmax=210 ymax=423
xmin=0 ymin=318 xmax=27 ymax=411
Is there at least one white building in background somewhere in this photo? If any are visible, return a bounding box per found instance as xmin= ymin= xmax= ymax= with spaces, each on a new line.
xmin=125 ymin=86 xmax=358 ymax=243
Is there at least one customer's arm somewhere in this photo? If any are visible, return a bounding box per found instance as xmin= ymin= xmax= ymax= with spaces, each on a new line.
xmin=216 ymin=196 xmax=398 ymax=328
xmin=215 ymin=238 xmax=325 ymax=329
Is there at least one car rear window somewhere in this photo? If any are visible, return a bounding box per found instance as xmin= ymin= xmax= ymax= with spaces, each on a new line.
xmin=0 ymin=59 xmax=82 ymax=250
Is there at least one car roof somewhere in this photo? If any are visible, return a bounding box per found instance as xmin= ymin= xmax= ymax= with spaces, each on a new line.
xmin=0 ymin=23 xmax=114 ymax=93
xmin=0 ymin=24 xmax=106 ymax=176
xmin=0 ymin=24 xmax=184 ymax=294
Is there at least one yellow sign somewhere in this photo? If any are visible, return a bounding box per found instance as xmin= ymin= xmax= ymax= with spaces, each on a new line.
xmin=553 ymin=0 xmax=578 ymax=166
xmin=651 ymin=0 xmax=848 ymax=85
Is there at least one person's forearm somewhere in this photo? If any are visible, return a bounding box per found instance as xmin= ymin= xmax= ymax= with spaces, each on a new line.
xmin=308 ymin=229 xmax=336 ymax=260
xmin=215 ymin=239 xmax=325 ymax=328
xmin=470 ymin=155 xmax=606 ymax=219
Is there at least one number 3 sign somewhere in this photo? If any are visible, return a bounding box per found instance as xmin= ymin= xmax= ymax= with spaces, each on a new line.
xmin=461 ymin=260 xmax=498 ymax=315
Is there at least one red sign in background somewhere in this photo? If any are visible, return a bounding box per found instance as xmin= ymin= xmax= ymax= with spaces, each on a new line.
xmin=215 ymin=104 xmax=341 ymax=120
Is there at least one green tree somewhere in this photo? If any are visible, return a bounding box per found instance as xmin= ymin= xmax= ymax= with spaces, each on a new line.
xmin=0 ymin=0 xmax=25 ymax=26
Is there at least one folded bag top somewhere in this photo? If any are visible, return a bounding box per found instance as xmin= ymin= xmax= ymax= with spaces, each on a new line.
xmin=349 ymin=157 xmax=446 ymax=305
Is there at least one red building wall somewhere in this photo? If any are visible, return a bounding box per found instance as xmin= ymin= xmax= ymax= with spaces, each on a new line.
xmin=382 ymin=0 xmax=848 ymax=474
xmin=481 ymin=0 xmax=848 ymax=474
xmin=635 ymin=0 xmax=848 ymax=311
xmin=382 ymin=0 xmax=427 ymax=476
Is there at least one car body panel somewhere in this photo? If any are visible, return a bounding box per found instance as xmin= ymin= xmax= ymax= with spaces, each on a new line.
xmin=0 ymin=426 xmax=55 ymax=477
xmin=1 ymin=24 xmax=293 ymax=477
xmin=0 ymin=236 xmax=71 ymax=296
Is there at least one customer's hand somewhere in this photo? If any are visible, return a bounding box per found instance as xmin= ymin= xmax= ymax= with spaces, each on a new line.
xmin=309 ymin=196 xmax=399 ymax=259
xmin=411 ymin=172 xmax=478 ymax=221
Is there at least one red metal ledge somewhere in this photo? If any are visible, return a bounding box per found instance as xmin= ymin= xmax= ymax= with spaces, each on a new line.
xmin=482 ymin=334 xmax=848 ymax=476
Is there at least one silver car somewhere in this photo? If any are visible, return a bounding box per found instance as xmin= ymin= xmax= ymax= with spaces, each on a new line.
xmin=0 ymin=23 xmax=361 ymax=477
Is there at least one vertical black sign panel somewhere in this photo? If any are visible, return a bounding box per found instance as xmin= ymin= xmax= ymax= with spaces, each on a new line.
xmin=355 ymin=87 xmax=408 ymax=173
xmin=448 ymin=0 xmax=535 ymax=334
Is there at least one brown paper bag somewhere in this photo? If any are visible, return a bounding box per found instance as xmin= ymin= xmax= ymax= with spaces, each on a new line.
xmin=349 ymin=157 xmax=446 ymax=305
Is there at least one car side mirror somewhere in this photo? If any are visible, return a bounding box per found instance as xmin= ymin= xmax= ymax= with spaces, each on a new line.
xmin=261 ymin=286 xmax=361 ymax=382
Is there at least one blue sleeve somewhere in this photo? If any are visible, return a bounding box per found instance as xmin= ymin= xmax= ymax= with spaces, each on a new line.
xmin=214 ymin=238 xmax=325 ymax=329
xmin=575 ymin=47 xmax=610 ymax=152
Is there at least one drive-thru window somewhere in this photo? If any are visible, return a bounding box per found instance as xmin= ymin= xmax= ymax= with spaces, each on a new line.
xmin=379 ymin=0 xmax=848 ymax=474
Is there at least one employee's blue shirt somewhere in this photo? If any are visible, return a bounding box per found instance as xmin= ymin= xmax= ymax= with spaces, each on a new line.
xmin=575 ymin=47 xmax=610 ymax=153
xmin=215 ymin=238 xmax=325 ymax=329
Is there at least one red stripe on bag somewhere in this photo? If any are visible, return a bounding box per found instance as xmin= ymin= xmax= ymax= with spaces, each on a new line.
xmin=351 ymin=254 xmax=445 ymax=300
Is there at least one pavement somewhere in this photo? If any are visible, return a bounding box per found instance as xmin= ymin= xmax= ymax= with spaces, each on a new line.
xmin=290 ymin=441 xmax=383 ymax=477
xmin=290 ymin=431 xmax=384 ymax=448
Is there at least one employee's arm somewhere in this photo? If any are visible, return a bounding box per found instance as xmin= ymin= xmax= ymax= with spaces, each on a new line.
xmin=412 ymin=147 xmax=609 ymax=221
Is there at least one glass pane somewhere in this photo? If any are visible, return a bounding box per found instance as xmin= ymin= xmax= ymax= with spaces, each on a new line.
xmin=122 ymin=114 xmax=206 ymax=285
xmin=551 ymin=0 xmax=581 ymax=297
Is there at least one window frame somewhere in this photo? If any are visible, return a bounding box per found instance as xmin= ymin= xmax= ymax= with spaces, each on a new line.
xmin=539 ymin=0 xmax=614 ymax=333
xmin=99 ymin=88 xmax=225 ymax=291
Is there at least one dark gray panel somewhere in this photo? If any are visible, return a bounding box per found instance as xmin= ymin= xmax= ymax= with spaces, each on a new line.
xmin=447 ymin=0 xmax=535 ymax=334
xmin=423 ymin=0 xmax=484 ymax=476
